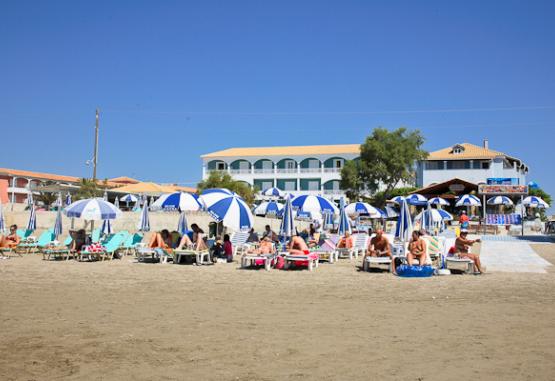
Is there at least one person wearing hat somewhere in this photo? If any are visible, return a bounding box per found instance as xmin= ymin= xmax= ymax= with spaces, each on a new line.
xmin=455 ymin=230 xmax=484 ymax=274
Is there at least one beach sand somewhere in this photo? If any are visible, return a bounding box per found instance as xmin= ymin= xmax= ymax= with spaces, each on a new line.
xmin=1 ymin=245 xmax=555 ymax=381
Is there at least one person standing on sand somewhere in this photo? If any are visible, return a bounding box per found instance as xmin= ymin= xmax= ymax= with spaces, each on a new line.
xmin=459 ymin=210 xmax=470 ymax=229
xmin=455 ymin=230 xmax=484 ymax=274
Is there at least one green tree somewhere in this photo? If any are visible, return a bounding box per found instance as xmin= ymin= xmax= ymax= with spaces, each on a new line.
xmin=197 ymin=171 xmax=257 ymax=205
xmin=75 ymin=178 xmax=102 ymax=200
xmin=341 ymin=127 xmax=426 ymax=201
xmin=371 ymin=186 xmax=418 ymax=208
xmin=528 ymin=187 xmax=552 ymax=220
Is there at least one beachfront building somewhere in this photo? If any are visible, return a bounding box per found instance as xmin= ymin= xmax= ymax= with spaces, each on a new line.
xmin=201 ymin=144 xmax=360 ymax=199
xmin=415 ymin=140 xmax=528 ymax=188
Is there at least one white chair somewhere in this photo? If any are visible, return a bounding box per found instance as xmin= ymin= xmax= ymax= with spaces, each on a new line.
xmin=230 ymin=231 xmax=250 ymax=256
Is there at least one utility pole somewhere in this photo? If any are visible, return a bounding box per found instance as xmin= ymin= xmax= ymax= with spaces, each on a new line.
xmin=93 ymin=108 xmax=99 ymax=181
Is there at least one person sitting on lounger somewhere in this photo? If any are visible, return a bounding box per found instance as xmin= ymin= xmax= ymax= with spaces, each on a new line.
xmin=337 ymin=231 xmax=354 ymax=249
xmin=261 ymin=225 xmax=278 ymax=243
xmin=288 ymin=233 xmax=310 ymax=255
xmin=69 ymin=229 xmax=87 ymax=252
xmin=246 ymin=228 xmax=259 ymax=243
xmin=455 ymin=230 xmax=484 ymax=274
xmin=362 ymin=229 xmax=394 ymax=272
xmin=177 ymin=224 xmax=207 ymax=250
xmin=0 ymin=225 xmax=20 ymax=248
xmin=407 ymin=230 xmax=427 ymax=266
xmin=149 ymin=229 xmax=173 ymax=251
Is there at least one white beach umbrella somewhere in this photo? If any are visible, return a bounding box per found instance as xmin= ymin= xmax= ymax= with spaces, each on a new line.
xmin=455 ymin=194 xmax=481 ymax=207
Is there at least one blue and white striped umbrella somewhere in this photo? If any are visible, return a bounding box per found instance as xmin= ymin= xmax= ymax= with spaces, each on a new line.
xmin=279 ymin=195 xmax=295 ymax=238
xmin=200 ymin=188 xmax=254 ymax=231
xmin=291 ymin=194 xmax=338 ymax=215
xmin=419 ymin=204 xmax=435 ymax=232
xmin=65 ymin=193 xmax=72 ymax=206
xmin=295 ymin=210 xmax=313 ymax=220
xmin=253 ymin=201 xmax=283 ymax=216
xmin=437 ymin=209 xmax=453 ymax=221
xmin=101 ymin=219 xmax=113 ymax=235
xmin=0 ymin=199 xmax=6 ymax=233
xmin=345 ymin=202 xmax=381 ymax=217
xmin=151 ymin=192 xmax=202 ymax=212
xmin=394 ymin=199 xmax=412 ymax=242
xmin=114 ymin=197 xmax=120 ymax=209
xmin=337 ymin=198 xmax=351 ymax=235
xmin=121 ymin=194 xmax=138 ymax=203
xmin=260 ymin=187 xmax=284 ymax=198
xmin=27 ymin=205 xmax=37 ymax=232
xmin=390 ymin=194 xmax=428 ymax=206
xmin=137 ymin=202 xmax=150 ymax=232
xmin=53 ymin=207 xmax=63 ymax=238
xmin=177 ymin=212 xmax=188 ymax=235
xmin=522 ymin=196 xmax=549 ymax=208
xmin=404 ymin=194 xmax=428 ymax=206
xmin=455 ymin=194 xmax=481 ymax=207
xmin=428 ymin=197 xmax=449 ymax=206
xmin=487 ymin=196 xmax=514 ymax=206
xmin=65 ymin=198 xmax=122 ymax=221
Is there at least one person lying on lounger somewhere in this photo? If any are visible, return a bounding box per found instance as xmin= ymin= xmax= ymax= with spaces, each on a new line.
xmin=455 ymin=230 xmax=484 ymax=274
xmin=149 ymin=229 xmax=173 ymax=251
xmin=177 ymin=224 xmax=207 ymax=251
xmin=0 ymin=225 xmax=20 ymax=248
xmin=407 ymin=230 xmax=427 ymax=266
xmin=288 ymin=234 xmax=310 ymax=255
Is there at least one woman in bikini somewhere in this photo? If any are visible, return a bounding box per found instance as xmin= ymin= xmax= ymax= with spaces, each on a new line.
xmin=406 ymin=230 xmax=427 ymax=266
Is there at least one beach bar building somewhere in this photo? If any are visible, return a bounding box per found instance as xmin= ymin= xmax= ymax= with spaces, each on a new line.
xmin=416 ymin=140 xmax=528 ymax=188
xmin=201 ymin=144 xmax=361 ymax=199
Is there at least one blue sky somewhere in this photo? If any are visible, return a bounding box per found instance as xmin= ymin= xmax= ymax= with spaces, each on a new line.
xmin=1 ymin=1 xmax=554 ymax=209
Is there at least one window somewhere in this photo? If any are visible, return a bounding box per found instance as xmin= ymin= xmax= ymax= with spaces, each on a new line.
xmin=452 ymin=144 xmax=465 ymax=154
xmin=307 ymin=159 xmax=319 ymax=168
xmin=217 ymin=162 xmax=226 ymax=170
xmin=334 ymin=159 xmax=343 ymax=168
xmin=308 ymin=180 xmax=320 ymax=190
xmin=446 ymin=161 xmax=470 ymax=170
xmin=237 ymin=161 xmax=249 ymax=169
xmin=286 ymin=160 xmax=295 ymax=169
xmin=284 ymin=181 xmax=296 ymax=191
xmin=481 ymin=162 xmax=490 ymax=170
xmin=425 ymin=161 xmax=444 ymax=170
xmin=261 ymin=161 xmax=272 ymax=169
xmin=472 ymin=161 xmax=481 ymax=169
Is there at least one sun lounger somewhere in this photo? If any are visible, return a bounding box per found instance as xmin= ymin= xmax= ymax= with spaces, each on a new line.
xmin=118 ymin=233 xmax=144 ymax=256
xmin=282 ymin=251 xmax=319 ymax=271
xmin=336 ymin=233 xmax=368 ymax=260
xmin=172 ymin=249 xmax=211 ymax=265
xmin=240 ymin=252 xmax=277 ymax=271
xmin=230 ymin=231 xmax=250 ymax=256
xmin=17 ymin=230 xmax=56 ymax=254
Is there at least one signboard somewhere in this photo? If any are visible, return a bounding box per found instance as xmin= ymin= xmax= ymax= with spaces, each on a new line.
xmin=448 ymin=184 xmax=465 ymax=192
xmin=487 ymin=178 xmax=519 ymax=185
xmin=478 ymin=184 xmax=528 ymax=195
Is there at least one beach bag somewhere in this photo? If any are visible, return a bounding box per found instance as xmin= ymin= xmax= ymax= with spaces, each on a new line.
xmin=275 ymin=256 xmax=285 ymax=269
xmin=396 ymin=265 xmax=434 ymax=278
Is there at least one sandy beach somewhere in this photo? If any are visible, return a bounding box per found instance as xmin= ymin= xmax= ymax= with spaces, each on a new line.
xmin=1 ymin=245 xmax=555 ymax=381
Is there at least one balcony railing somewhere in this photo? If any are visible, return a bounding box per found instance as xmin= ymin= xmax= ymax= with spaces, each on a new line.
xmin=299 ymin=167 xmax=322 ymax=173
xmin=323 ymin=167 xmax=342 ymax=173
xmin=229 ymin=169 xmax=252 ymax=174
xmin=276 ymin=168 xmax=297 ymax=174
xmin=253 ymin=168 xmax=274 ymax=174
xmin=323 ymin=189 xmax=342 ymax=195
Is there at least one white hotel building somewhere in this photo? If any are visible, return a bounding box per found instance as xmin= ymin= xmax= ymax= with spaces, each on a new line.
xmin=201 ymin=145 xmax=360 ymax=199
xmin=201 ymin=140 xmax=528 ymax=198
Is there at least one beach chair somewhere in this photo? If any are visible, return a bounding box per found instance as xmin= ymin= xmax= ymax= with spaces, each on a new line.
xmin=363 ymin=239 xmax=396 ymax=272
xmin=18 ymin=230 xmax=56 ymax=254
xmin=230 ymin=231 xmax=250 ymax=256
xmin=173 ymin=249 xmax=211 ymax=265
xmin=445 ymin=245 xmax=475 ymax=274
xmin=101 ymin=233 xmax=127 ymax=260
xmin=313 ymin=239 xmax=337 ymax=263
xmin=118 ymin=233 xmax=144 ymax=256
xmin=282 ymin=249 xmax=319 ymax=271
xmin=240 ymin=243 xmax=277 ymax=271
xmin=336 ymin=233 xmax=368 ymax=260
xmin=16 ymin=229 xmax=33 ymax=240
xmin=91 ymin=228 xmax=101 ymax=243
